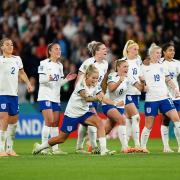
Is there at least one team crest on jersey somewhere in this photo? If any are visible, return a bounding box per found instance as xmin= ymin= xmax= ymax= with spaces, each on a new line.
xmin=45 ymin=101 xmax=51 ymax=107
xmin=67 ymin=126 xmax=72 ymax=132
xmin=1 ymin=104 xmax=6 ymax=110
xmin=146 ymin=107 xmax=151 ymax=113
xmin=108 ymin=76 xmax=112 ymax=80
xmin=127 ymin=96 xmax=132 ymax=101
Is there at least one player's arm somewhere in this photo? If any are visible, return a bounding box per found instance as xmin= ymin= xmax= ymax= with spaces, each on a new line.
xmin=19 ymin=69 xmax=33 ymax=92
xmin=60 ymin=73 xmax=77 ymax=87
xmin=108 ymin=77 xmax=124 ymax=92
xmin=79 ymin=90 xmax=99 ymax=102
xmin=165 ymin=76 xmax=180 ymax=97
xmin=96 ymin=92 xmax=124 ymax=107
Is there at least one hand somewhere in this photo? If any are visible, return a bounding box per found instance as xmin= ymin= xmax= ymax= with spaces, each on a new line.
xmin=27 ymin=83 xmax=34 ymax=93
xmin=139 ymin=76 xmax=145 ymax=82
xmin=49 ymin=75 xmax=54 ymax=81
xmin=116 ymin=101 xmax=124 ymax=107
xmin=96 ymin=93 xmax=103 ymax=102
xmin=66 ymin=73 xmax=77 ymax=81
xmin=144 ymin=85 xmax=149 ymax=92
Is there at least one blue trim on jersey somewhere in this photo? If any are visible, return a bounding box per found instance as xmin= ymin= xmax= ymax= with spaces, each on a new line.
xmin=38 ymin=100 xmax=61 ymax=112
xmin=125 ymin=95 xmax=140 ymax=109
xmin=173 ymin=99 xmax=180 ymax=111
xmin=144 ymin=98 xmax=175 ymax=116
xmin=0 ymin=95 xmax=19 ymax=115
xmin=61 ymin=112 xmax=95 ymax=133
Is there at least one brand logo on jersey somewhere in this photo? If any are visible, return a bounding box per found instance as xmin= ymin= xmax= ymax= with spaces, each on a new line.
xmin=1 ymin=104 xmax=6 ymax=110
xmin=67 ymin=126 xmax=72 ymax=132
xmin=146 ymin=107 xmax=151 ymax=113
xmin=45 ymin=101 xmax=51 ymax=107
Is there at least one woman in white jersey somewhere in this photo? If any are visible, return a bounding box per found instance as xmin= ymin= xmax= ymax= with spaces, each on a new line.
xmin=76 ymin=41 xmax=108 ymax=153
xmin=160 ymin=42 xmax=180 ymax=153
xmin=37 ymin=43 xmax=77 ymax=155
xmin=140 ymin=43 xmax=180 ymax=153
xmin=102 ymin=59 xmax=144 ymax=153
xmin=0 ymin=38 xmax=33 ymax=157
xmin=32 ymin=65 xmax=118 ymax=155
xmin=123 ymin=40 xmax=142 ymax=148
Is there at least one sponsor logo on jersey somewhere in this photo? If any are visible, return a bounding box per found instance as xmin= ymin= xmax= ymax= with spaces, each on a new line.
xmin=1 ymin=103 xmax=6 ymax=110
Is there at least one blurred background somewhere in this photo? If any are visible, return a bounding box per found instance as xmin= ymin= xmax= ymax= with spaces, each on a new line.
xmin=0 ymin=0 xmax=179 ymax=103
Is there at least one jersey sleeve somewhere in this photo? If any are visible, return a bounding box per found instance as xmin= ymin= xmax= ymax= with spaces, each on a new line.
xmin=177 ymin=60 xmax=180 ymax=75
xmin=38 ymin=62 xmax=47 ymax=74
xmin=79 ymin=59 xmax=91 ymax=74
xmin=17 ymin=56 xmax=23 ymax=69
xmin=163 ymin=63 xmax=170 ymax=76
xmin=94 ymin=85 xmax=102 ymax=95
xmin=107 ymin=72 xmax=117 ymax=84
xmin=76 ymin=80 xmax=86 ymax=94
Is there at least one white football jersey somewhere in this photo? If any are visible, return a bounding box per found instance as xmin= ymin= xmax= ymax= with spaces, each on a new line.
xmin=104 ymin=72 xmax=137 ymax=108
xmin=161 ymin=58 xmax=180 ymax=100
xmin=0 ymin=55 xmax=23 ymax=96
xmin=79 ymin=57 xmax=108 ymax=87
xmin=126 ymin=57 xmax=141 ymax=95
xmin=65 ymin=79 xmax=102 ymax=118
xmin=37 ymin=59 xmax=64 ymax=103
xmin=140 ymin=62 xmax=170 ymax=101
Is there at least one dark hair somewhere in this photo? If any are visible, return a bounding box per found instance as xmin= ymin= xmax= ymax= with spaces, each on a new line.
xmin=162 ymin=42 xmax=175 ymax=53
xmin=87 ymin=41 xmax=104 ymax=56
xmin=47 ymin=43 xmax=59 ymax=58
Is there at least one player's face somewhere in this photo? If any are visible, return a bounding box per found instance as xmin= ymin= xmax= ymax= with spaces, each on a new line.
xmin=128 ymin=45 xmax=139 ymax=58
xmin=96 ymin=44 xmax=107 ymax=60
xmin=163 ymin=46 xmax=175 ymax=60
xmin=152 ymin=48 xmax=162 ymax=61
xmin=49 ymin=44 xmax=61 ymax=59
xmin=117 ymin=62 xmax=129 ymax=75
xmin=2 ymin=40 xmax=13 ymax=55
xmin=86 ymin=72 xmax=99 ymax=86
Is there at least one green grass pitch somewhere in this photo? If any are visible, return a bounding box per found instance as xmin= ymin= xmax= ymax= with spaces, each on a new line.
xmin=0 ymin=139 xmax=180 ymax=180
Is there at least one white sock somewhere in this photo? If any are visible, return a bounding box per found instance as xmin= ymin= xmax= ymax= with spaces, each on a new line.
xmin=99 ymin=137 xmax=107 ymax=153
xmin=6 ymin=123 xmax=17 ymax=152
xmin=117 ymin=125 xmax=128 ymax=150
xmin=131 ymin=114 xmax=140 ymax=147
xmin=140 ymin=127 xmax=151 ymax=149
xmin=50 ymin=127 xmax=59 ymax=151
xmin=76 ymin=124 xmax=87 ymax=149
xmin=0 ymin=130 xmax=6 ymax=152
xmin=161 ymin=125 xmax=170 ymax=149
xmin=126 ymin=118 xmax=132 ymax=142
xmin=41 ymin=125 xmax=50 ymax=152
xmin=87 ymin=126 xmax=97 ymax=148
xmin=174 ymin=127 xmax=180 ymax=148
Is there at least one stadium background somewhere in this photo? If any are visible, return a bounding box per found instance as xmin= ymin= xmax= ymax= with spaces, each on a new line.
xmin=0 ymin=0 xmax=179 ymax=139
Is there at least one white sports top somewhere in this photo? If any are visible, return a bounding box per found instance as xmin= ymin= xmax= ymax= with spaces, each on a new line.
xmin=104 ymin=72 xmax=137 ymax=108
xmin=37 ymin=59 xmax=64 ymax=103
xmin=65 ymin=79 xmax=101 ymax=118
xmin=140 ymin=62 xmax=170 ymax=102
xmin=0 ymin=55 xmax=23 ymax=96
xmin=161 ymin=58 xmax=180 ymax=100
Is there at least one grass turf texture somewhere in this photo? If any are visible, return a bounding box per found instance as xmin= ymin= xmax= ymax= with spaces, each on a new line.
xmin=0 ymin=139 xmax=180 ymax=180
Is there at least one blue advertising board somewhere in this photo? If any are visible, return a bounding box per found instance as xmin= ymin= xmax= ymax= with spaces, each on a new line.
xmin=16 ymin=114 xmax=44 ymax=139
